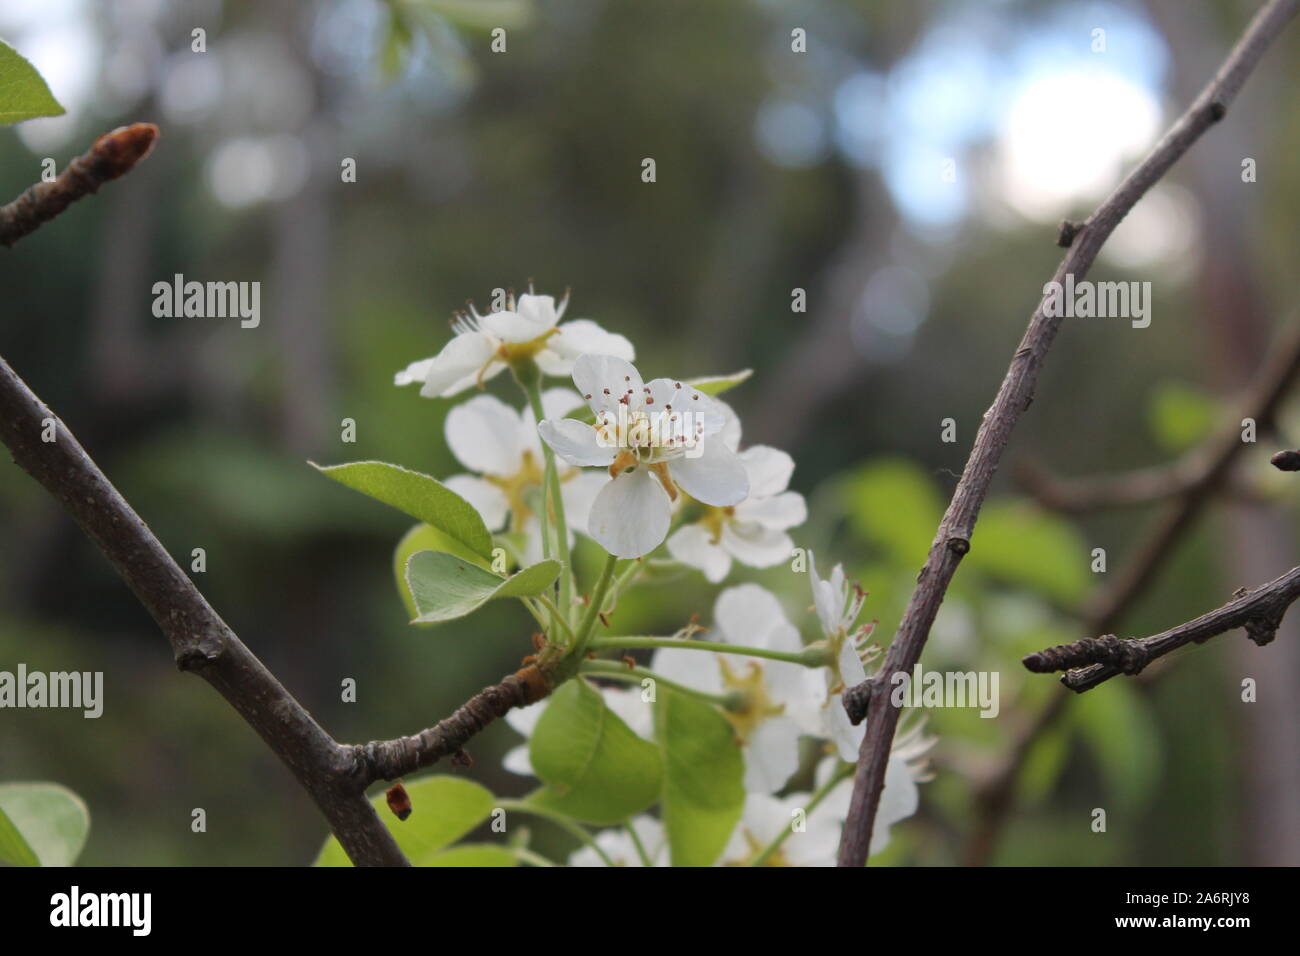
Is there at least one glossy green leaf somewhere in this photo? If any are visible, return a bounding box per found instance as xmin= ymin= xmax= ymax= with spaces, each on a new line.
xmin=313 ymin=460 xmax=494 ymax=559
xmin=843 ymin=458 xmax=943 ymax=568
xmin=966 ymin=501 xmax=1090 ymax=604
xmin=0 ymin=783 xmax=89 ymax=866
xmin=654 ymin=688 xmax=744 ymax=867
xmin=424 ymin=843 xmax=517 ymax=866
xmin=528 ymin=680 xmax=662 ymax=825
xmin=0 ymin=804 xmax=39 ymax=867
xmin=406 ymin=551 xmax=559 ymax=624
xmin=0 ymin=40 xmax=65 ymax=125
xmin=314 ymin=775 xmax=495 ymax=866
xmin=394 ymin=523 xmax=492 ymax=620
xmin=687 ymin=369 xmax=752 ymax=397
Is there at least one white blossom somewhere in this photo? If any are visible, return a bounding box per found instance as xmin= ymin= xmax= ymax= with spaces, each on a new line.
xmin=668 ymin=401 xmax=806 ymax=582
xmin=538 ymin=355 xmax=749 ymax=558
xmin=650 ymin=584 xmax=814 ymax=793
xmin=395 ymin=290 xmax=634 ymax=398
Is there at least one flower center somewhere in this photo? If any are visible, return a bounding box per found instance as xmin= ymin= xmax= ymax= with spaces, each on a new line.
xmin=484 ymin=451 xmax=547 ymax=524
xmin=717 ymin=658 xmax=785 ymax=743
xmin=700 ymin=505 xmax=736 ymax=544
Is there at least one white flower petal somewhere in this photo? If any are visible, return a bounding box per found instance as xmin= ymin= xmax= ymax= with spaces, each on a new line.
xmin=837 ymin=636 xmax=868 ymax=688
xmin=872 ymin=755 xmax=920 ymax=853
xmin=537 ymin=419 xmax=616 ymax=467
xmin=737 ymin=446 xmax=795 ymax=498
xmin=601 ymin=686 xmax=655 ymax=740
xmin=649 ymin=646 xmax=724 ymax=695
xmin=415 ymin=331 xmax=497 ymax=398
xmin=503 ymin=744 xmax=534 ymax=777
xmin=559 ymin=471 xmax=607 ymax=536
xmin=540 ymin=387 xmax=586 ymax=421
xmin=667 ymin=524 xmax=733 ymax=583
xmin=548 ymin=318 xmax=635 ymax=363
xmin=713 ymin=583 xmax=791 ymax=648
xmin=443 ymin=475 xmax=510 ymax=531
xmin=744 ymin=717 xmax=802 ymax=794
xmin=394 ymin=356 xmax=436 ymax=387
xmin=669 ymin=442 xmax=748 ymax=506
xmin=445 ymin=394 xmax=526 ymax=475
xmin=735 ymin=491 xmax=806 ymax=530
xmin=827 ymin=695 xmax=865 ymax=762
xmin=515 ymin=293 xmax=562 ymax=329
xmin=720 ymin=523 xmax=792 ymax=568
xmin=479 ymin=308 xmax=549 ymax=344
xmin=587 ymin=467 xmax=672 ymax=558
xmin=572 ymin=353 xmax=644 ymax=416
xmin=809 ymin=553 xmax=842 ymax=636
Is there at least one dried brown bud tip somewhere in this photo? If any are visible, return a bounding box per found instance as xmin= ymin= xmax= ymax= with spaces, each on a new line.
xmin=89 ymin=123 xmax=159 ymax=181
xmin=1270 ymin=449 xmax=1300 ymax=471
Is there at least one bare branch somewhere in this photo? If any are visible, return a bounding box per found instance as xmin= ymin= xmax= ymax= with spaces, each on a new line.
xmin=963 ymin=317 xmax=1300 ymax=864
xmin=0 ymin=352 xmax=414 ymax=864
xmin=355 ymin=666 xmax=551 ymax=782
xmin=0 ymin=124 xmax=158 ymax=247
xmin=836 ymin=0 xmax=1300 ymax=867
xmin=1024 ymin=565 xmax=1300 ymax=690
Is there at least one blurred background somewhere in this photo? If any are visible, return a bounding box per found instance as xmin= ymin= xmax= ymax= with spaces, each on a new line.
xmin=1 ymin=0 xmax=1297 ymax=865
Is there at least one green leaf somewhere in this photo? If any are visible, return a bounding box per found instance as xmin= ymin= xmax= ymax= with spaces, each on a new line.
xmin=314 ymin=775 xmax=495 ymax=866
xmin=843 ymin=458 xmax=944 ymax=568
xmin=0 ymin=40 xmax=65 ymax=125
xmin=313 ymin=460 xmax=494 ymax=559
xmin=654 ymin=688 xmax=744 ymax=867
xmin=0 ymin=783 xmax=89 ymax=866
xmin=406 ymin=551 xmax=559 ymax=624
xmin=687 ymin=369 xmax=753 ymax=397
xmin=424 ymin=843 xmax=517 ymax=866
xmin=528 ymin=680 xmax=662 ymax=825
xmin=1148 ymin=382 xmax=1216 ymax=454
xmin=394 ymin=523 xmax=492 ymax=620
xmin=0 ymin=805 xmax=39 ymax=867
xmin=966 ymin=501 xmax=1090 ymax=605
xmin=1074 ymin=680 xmax=1161 ymax=809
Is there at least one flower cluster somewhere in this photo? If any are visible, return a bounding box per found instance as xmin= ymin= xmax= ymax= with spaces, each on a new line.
xmin=383 ymin=285 xmax=931 ymax=867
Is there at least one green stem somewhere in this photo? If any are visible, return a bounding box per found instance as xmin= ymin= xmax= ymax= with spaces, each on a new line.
xmin=536 ymin=594 xmax=575 ymax=643
xmin=747 ymin=760 xmax=854 ymax=867
xmin=497 ymin=799 xmax=614 ymax=867
xmin=580 ymin=660 xmax=745 ymax=712
xmin=572 ymin=552 xmax=618 ymax=655
xmin=520 ymin=374 xmax=573 ymax=622
xmin=589 ymin=635 xmax=831 ymax=668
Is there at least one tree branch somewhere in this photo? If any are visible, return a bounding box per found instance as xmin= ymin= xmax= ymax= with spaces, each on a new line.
xmin=354 ymin=666 xmax=551 ymax=781
xmin=836 ymin=0 xmax=1299 ymax=867
xmin=1024 ymin=565 xmax=1300 ymax=688
xmin=0 ymin=125 xmax=561 ymax=865
xmin=962 ymin=316 xmax=1300 ymax=864
xmin=0 ymin=124 xmax=158 ymax=246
